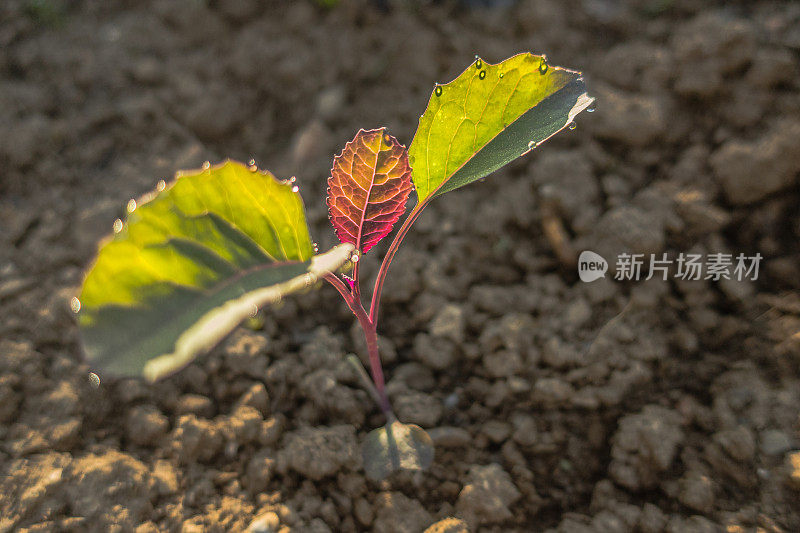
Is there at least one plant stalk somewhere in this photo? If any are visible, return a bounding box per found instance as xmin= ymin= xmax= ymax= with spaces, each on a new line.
xmin=369 ymin=200 xmax=428 ymax=325
xmin=345 ymin=354 xmax=384 ymax=412
xmin=352 ymin=302 xmax=392 ymax=415
xmin=325 ymin=198 xmax=431 ymax=417
xmin=324 ymin=271 xmax=392 ymax=416
xmin=323 ymin=272 xmax=351 ymax=304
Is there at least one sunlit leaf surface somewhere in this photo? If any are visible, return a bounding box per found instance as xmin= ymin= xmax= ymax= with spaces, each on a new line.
xmin=409 ymin=53 xmax=594 ymax=201
xmin=76 ymin=160 xmax=353 ymax=381
xmin=327 ymin=128 xmax=413 ymax=254
xmin=362 ymin=419 xmax=434 ymax=480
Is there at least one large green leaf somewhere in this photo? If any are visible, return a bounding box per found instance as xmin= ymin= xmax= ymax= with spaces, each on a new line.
xmin=409 ymin=53 xmax=595 ymax=201
xmin=76 ymin=160 xmax=354 ymax=381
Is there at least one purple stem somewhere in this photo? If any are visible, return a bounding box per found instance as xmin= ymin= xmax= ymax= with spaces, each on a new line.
xmin=352 ymin=303 xmax=392 ymax=415
xmin=324 ymin=272 xmax=391 ymax=416
xmin=324 ymin=198 xmax=431 ymax=418
xmin=369 ymin=201 xmax=427 ymax=325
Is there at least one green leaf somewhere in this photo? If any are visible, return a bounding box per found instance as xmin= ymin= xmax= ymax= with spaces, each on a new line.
xmin=409 ymin=53 xmax=595 ymax=202
xmin=76 ymin=160 xmax=354 ymax=381
xmin=362 ymin=419 xmax=434 ymax=481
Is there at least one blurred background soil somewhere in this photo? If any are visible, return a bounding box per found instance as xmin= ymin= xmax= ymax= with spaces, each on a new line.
xmin=1 ymin=0 xmax=800 ymax=531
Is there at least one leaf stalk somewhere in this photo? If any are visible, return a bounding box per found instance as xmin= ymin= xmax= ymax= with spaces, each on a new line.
xmin=369 ymin=200 xmax=428 ymax=325
xmin=324 ymin=271 xmax=392 ymax=416
xmin=325 ymin=191 xmax=432 ymax=420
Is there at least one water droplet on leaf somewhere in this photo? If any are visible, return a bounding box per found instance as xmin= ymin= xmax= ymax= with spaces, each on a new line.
xmin=156 ymin=179 xmax=166 ymax=191
xmin=350 ymin=253 xmax=360 ymax=263
xmin=248 ymin=158 xmax=256 ymax=166
xmin=126 ymin=199 xmax=136 ymax=213
xmin=587 ymin=103 xmax=596 ymax=113
xmin=528 ymin=140 xmax=537 ymax=149
xmin=475 ymin=56 xmax=483 ymax=69
xmin=113 ymin=219 xmax=123 ymax=233
xmin=434 ymin=85 xmax=442 ymax=97
xmin=479 ymin=70 xmax=486 ymax=80
xmin=568 ymin=121 xmax=577 ymax=130
xmin=291 ymin=185 xmax=299 ymax=192
xmin=70 ymin=297 xmax=81 ymax=313
xmin=499 ymin=72 xmax=504 ymax=78
xmin=538 ymin=57 xmax=548 ymax=74
xmin=202 ymin=161 xmax=211 ymax=170
xmin=312 ymin=242 xmax=319 ymax=253
xmin=88 ymin=372 xmax=100 ymax=388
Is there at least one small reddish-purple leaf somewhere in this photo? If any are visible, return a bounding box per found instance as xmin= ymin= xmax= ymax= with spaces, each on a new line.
xmin=327 ymin=128 xmax=413 ymax=254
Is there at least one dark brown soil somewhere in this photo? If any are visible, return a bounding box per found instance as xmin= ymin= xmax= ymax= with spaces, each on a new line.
xmin=2 ymin=0 xmax=800 ymax=532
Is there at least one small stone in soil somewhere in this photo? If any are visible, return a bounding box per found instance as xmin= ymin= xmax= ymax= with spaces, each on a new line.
xmin=174 ymin=394 xmax=214 ymax=418
xmin=279 ymin=425 xmax=358 ymax=480
xmin=608 ymin=405 xmax=684 ymax=490
xmin=414 ymin=333 xmax=456 ymax=370
xmin=759 ymin=429 xmax=792 ymax=456
xmin=236 ymin=382 xmax=270 ymax=415
xmin=125 ymin=404 xmax=169 ymax=447
xmin=392 ymin=391 xmax=442 ymax=427
xmin=429 ymin=303 xmax=466 ymax=343
xmin=246 ymin=511 xmax=280 ymax=533
xmin=428 ymin=426 xmax=472 ymax=448
xmin=481 ymin=420 xmax=511 ymax=444
xmin=713 ymin=426 xmax=755 ymax=462
xmin=373 ymin=492 xmax=432 ymax=533
xmin=786 ymin=451 xmax=800 ymax=489
xmin=456 ymin=463 xmax=521 ymax=527
xmin=638 ymin=503 xmax=668 ymax=533
xmin=424 ymin=517 xmax=469 ymax=533
xmin=170 ymin=414 xmax=224 ymax=463
xmin=244 ymin=449 xmax=276 ymax=494
xmin=678 ymin=471 xmax=715 ymax=513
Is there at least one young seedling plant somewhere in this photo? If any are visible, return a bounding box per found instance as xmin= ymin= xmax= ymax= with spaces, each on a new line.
xmin=74 ymin=53 xmax=594 ymax=480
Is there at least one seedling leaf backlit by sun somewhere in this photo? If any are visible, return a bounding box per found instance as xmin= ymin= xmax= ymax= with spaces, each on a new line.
xmin=410 ymin=53 xmax=594 ymax=201
xmin=75 ymin=53 xmax=594 ymax=480
xmin=327 ymin=128 xmax=413 ymax=254
xmin=76 ymin=161 xmax=352 ymax=381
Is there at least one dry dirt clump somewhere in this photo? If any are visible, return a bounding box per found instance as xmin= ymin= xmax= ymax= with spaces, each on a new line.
xmin=277 ymin=425 xmax=360 ymax=481
xmin=1 ymin=0 xmax=800 ymax=531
